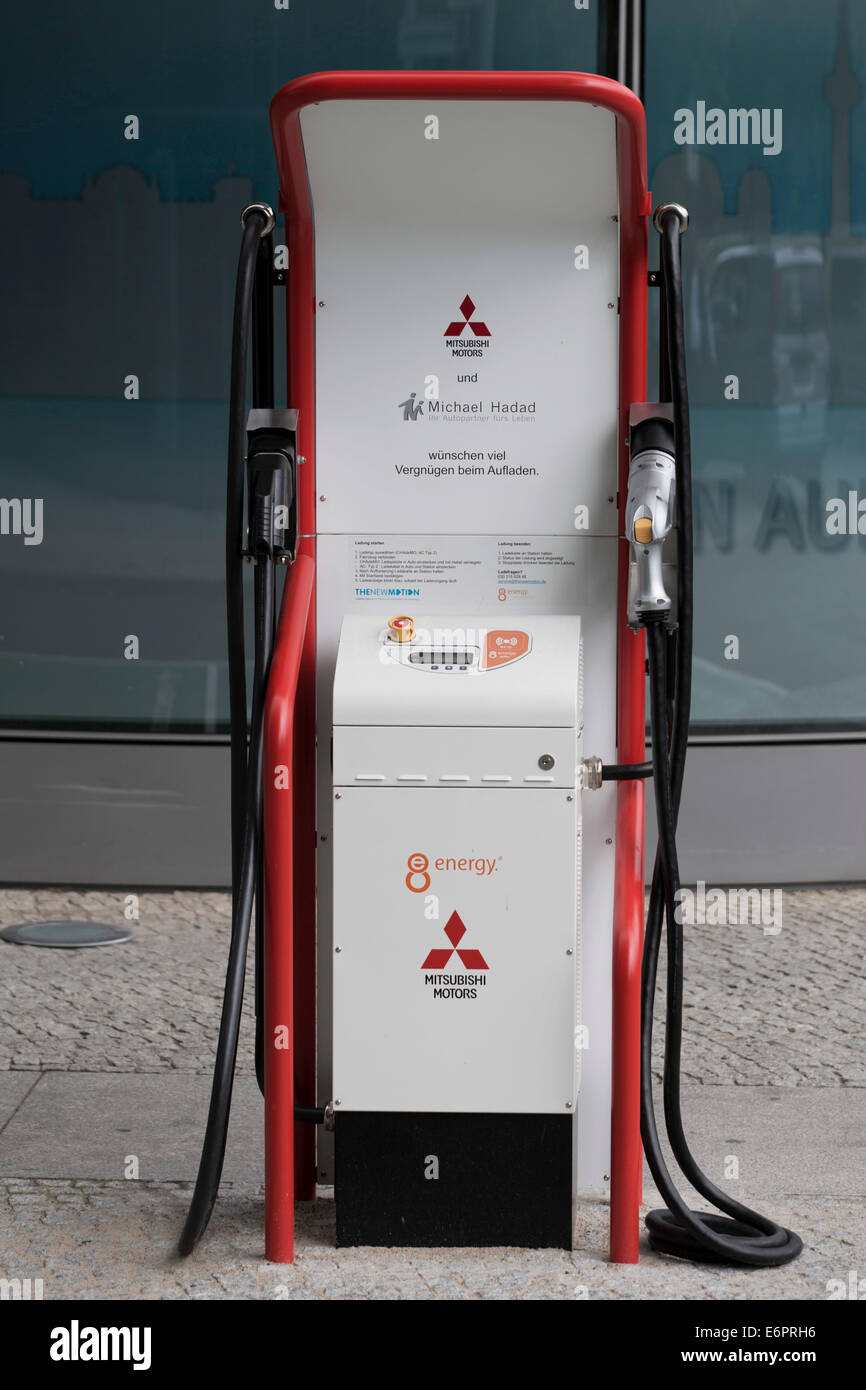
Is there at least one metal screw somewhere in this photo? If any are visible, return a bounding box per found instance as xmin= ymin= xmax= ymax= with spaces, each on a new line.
xmin=334 ymin=1099 xmax=341 ymax=1106
xmin=607 ymin=302 xmax=615 ymax=309
xmin=319 ymin=495 xmax=327 ymax=502
xmin=565 ymin=1101 xmax=572 ymax=1109
xmin=538 ymin=753 xmax=555 ymax=770
xmin=566 ymin=794 xmax=574 ymax=802
xmin=566 ymin=948 xmax=574 ymax=956
xmin=318 ymin=300 xmax=326 ymax=307
xmin=606 ymin=837 xmax=612 ymax=845
xmin=610 ymin=214 xmax=618 ymax=222
xmin=319 ymin=833 xmax=328 ymax=842
xmin=334 ymin=946 xmax=341 ymax=953
xmin=297 ymin=455 xmax=306 ymax=464
xmin=335 ymin=792 xmax=341 ymax=800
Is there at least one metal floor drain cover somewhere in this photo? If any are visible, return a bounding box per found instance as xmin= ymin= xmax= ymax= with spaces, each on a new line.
xmin=0 ymin=921 xmax=133 ymax=948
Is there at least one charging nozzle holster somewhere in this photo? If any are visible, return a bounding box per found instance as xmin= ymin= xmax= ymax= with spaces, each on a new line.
xmin=245 ymin=407 xmax=299 ymax=561
xmin=626 ymin=403 xmax=676 ymax=630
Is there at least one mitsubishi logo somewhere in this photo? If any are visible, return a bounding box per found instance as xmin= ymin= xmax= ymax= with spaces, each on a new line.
xmin=422 ymin=910 xmax=489 ymax=970
xmin=444 ymin=294 xmax=490 ymax=338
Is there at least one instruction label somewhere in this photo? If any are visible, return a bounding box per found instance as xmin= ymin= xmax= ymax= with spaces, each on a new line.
xmin=351 ymin=536 xmax=581 ymax=609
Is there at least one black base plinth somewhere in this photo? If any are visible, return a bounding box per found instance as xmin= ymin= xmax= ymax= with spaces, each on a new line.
xmin=335 ymin=1110 xmax=574 ymax=1249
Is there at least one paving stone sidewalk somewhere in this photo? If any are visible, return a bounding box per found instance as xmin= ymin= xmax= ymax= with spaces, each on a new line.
xmin=0 ymin=885 xmax=863 ymax=1300
xmin=0 ymin=1180 xmax=860 ymax=1301
xmin=0 ymin=885 xmax=862 ymax=1086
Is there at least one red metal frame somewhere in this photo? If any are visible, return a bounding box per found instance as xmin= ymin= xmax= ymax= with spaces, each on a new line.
xmin=263 ymin=550 xmax=314 ymax=1264
xmin=265 ymin=70 xmax=649 ymax=1265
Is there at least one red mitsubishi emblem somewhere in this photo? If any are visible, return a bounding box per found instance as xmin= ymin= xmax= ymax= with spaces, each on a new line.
xmin=422 ymin=910 xmax=489 ymax=969
xmin=444 ymin=295 xmax=490 ymax=338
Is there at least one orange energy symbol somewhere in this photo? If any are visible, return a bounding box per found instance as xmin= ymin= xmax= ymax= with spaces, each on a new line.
xmin=405 ymin=853 xmax=430 ymax=892
xmin=443 ymin=294 xmax=490 ymax=338
xmin=422 ymin=910 xmax=489 ymax=970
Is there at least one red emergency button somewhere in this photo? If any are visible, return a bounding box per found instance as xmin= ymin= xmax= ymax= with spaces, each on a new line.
xmin=387 ymin=615 xmax=415 ymax=643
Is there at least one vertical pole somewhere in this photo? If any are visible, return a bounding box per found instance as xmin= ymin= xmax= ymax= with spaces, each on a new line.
xmin=293 ymin=566 xmax=318 ymax=1199
xmin=609 ymin=778 xmax=645 ymax=1263
xmin=285 ymin=163 xmax=319 ymax=1202
xmin=264 ymin=553 xmax=315 ymax=1263
xmin=610 ymin=106 xmax=649 ymax=1264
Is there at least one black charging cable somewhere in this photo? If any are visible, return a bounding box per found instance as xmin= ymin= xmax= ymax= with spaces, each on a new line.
xmin=601 ymin=761 xmax=653 ymax=781
xmin=639 ymin=209 xmax=803 ymax=1267
xmin=179 ymin=206 xmax=321 ymax=1258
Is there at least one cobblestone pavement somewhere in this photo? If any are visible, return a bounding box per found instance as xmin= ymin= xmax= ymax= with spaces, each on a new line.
xmin=0 ymin=890 xmax=249 ymax=1076
xmin=0 ymin=885 xmax=862 ymax=1085
xmin=0 ymin=885 xmax=863 ymax=1299
xmin=651 ymin=884 xmax=866 ymax=1087
xmin=0 ymin=1180 xmax=859 ymax=1301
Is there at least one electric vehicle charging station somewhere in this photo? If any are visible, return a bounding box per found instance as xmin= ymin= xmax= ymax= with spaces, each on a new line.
xmin=180 ymin=70 xmax=803 ymax=1271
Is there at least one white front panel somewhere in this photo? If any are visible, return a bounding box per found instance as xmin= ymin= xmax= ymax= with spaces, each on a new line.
xmin=332 ymin=787 xmax=579 ymax=1114
xmin=333 ymin=726 xmax=579 ymax=789
xmin=313 ymin=531 xmax=618 ymax=1186
xmin=301 ymin=99 xmax=620 ymax=537
xmin=301 ymin=94 xmax=623 ymax=1187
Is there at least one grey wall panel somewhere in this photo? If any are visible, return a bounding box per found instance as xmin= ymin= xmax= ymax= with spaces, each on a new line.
xmin=0 ymin=742 xmax=230 ymax=887
xmin=645 ymin=742 xmax=866 ymax=886
xmin=1 ymin=739 xmax=862 ymax=889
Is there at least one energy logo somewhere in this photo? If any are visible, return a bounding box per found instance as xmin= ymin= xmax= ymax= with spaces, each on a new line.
xmin=405 ymin=851 xmax=500 ymax=890
xmin=444 ymin=294 xmax=490 ymax=338
xmin=422 ymin=910 xmax=489 ymax=970
xmin=405 ymin=853 xmax=431 ymax=892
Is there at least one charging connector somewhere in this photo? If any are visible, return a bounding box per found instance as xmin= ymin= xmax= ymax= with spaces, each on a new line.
xmin=626 ymin=405 xmax=676 ymax=629
xmin=245 ymin=408 xmax=298 ymax=560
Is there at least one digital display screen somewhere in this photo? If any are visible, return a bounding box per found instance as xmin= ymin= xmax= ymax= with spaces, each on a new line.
xmin=409 ymin=650 xmax=475 ymax=666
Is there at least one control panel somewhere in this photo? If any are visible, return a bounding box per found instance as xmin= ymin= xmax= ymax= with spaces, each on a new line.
xmin=333 ymin=612 xmax=581 ymax=730
xmin=380 ymin=617 xmax=532 ymax=674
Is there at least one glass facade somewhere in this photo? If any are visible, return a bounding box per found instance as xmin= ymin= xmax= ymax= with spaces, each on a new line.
xmin=646 ymin=0 xmax=866 ymax=730
xmin=0 ymin=1 xmax=597 ymax=732
xmin=2 ymin=1 xmax=862 ymax=733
